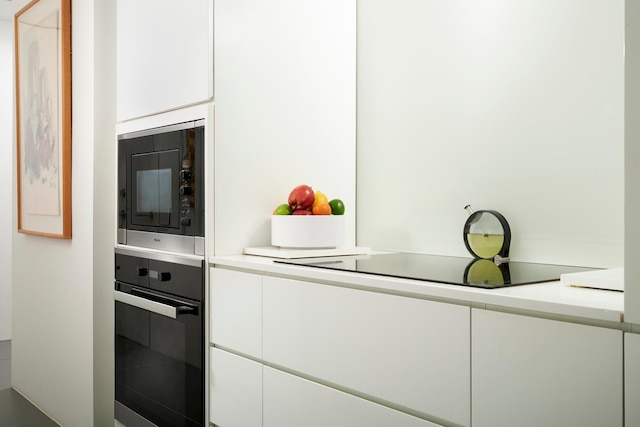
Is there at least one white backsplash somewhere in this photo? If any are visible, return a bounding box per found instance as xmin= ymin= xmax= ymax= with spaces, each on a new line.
xmin=356 ymin=0 xmax=624 ymax=268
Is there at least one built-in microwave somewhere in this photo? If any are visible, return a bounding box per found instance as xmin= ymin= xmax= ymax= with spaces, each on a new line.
xmin=118 ymin=120 xmax=205 ymax=255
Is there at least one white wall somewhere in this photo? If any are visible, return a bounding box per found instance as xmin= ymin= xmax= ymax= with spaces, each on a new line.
xmin=93 ymin=0 xmax=117 ymax=424
xmin=11 ymin=0 xmax=116 ymax=426
xmin=0 ymin=19 xmax=12 ymax=341
xmin=213 ymin=0 xmax=357 ymax=255
xmin=625 ymin=0 xmax=640 ymax=324
xmin=357 ymin=0 xmax=624 ymax=268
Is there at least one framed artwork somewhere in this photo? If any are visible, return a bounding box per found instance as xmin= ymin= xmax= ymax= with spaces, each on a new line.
xmin=15 ymin=0 xmax=72 ymax=239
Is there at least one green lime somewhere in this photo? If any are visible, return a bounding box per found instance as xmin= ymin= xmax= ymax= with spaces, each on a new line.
xmin=273 ymin=203 xmax=292 ymax=215
xmin=328 ymin=199 xmax=345 ymax=215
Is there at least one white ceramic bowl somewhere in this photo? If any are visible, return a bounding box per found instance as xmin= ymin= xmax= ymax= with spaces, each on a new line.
xmin=271 ymin=215 xmax=345 ymax=249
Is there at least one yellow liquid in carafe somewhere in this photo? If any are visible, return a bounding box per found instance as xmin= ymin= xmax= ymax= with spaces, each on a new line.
xmin=467 ymin=233 xmax=504 ymax=259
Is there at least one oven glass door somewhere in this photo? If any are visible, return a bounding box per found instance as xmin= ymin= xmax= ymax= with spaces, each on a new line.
xmin=130 ymin=150 xmax=180 ymax=229
xmin=115 ymin=282 xmax=203 ymax=427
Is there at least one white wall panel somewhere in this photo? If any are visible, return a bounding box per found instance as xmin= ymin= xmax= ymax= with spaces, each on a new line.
xmin=213 ymin=0 xmax=356 ymax=255
xmin=11 ymin=0 xmax=116 ymax=425
xmin=0 ymin=20 xmax=13 ymax=341
xmin=357 ymin=0 xmax=624 ymax=268
xmin=625 ymin=0 xmax=640 ymax=324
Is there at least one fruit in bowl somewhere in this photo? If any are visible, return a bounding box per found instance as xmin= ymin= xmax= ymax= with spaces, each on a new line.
xmin=288 ymin=184 xmax=315 ymax=211
xmin=271 ymin=184 xmax=346 ymax=248
xmin=328 ymin=199 xmax=345 ymax=215
xmin=272 ymin=203 xmax=292 ymax=215
xmin=272 ymin=185 xmax=345 ymax=216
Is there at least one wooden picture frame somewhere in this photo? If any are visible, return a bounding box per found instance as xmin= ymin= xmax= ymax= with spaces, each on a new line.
xmin=15 ymin=0 xmax=72 ymax=238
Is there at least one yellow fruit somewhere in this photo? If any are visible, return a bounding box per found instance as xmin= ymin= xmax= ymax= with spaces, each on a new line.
xmin=312 ymin=190 xmax=329 ymax=208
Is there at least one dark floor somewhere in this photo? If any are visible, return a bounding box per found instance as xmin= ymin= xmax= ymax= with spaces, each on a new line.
xmin=0 ymin=340 xmax=61 ymax=427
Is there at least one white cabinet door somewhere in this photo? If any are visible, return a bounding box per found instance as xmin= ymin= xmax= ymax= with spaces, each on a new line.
xmin=262 ymin=276 xmax=471 ymax=427
xmin=210 ymin=348 xmax=262 ymax=427
xmin=472 ymin=309 xmax=623 ymax=427
xmin=263 ymin=366 xmax=442 ymax=427
xmin=210 ymin=268 xmax=262 ymax=358
xmin=116 ymin=0 xmax=212 ymax=121
xmin=626 ymin=333 xmax=640 ymax=427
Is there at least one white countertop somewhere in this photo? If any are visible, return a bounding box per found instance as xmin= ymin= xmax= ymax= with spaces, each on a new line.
xmin=209 ymin=253 xmax=625 ymax=324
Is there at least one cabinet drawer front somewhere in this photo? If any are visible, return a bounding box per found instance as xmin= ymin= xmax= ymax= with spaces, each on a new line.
xmin=263 ymin=366 xmax=442 ymax=427
xmin=210 ymin=348 xmax=262 ymax=427
xmin=263 ymin=276 xmax=470 ymax=426
xmin=210 ymin=268 xmax=262 ymax=357
xmin=472 ymin=309 xmax=623 ymax=427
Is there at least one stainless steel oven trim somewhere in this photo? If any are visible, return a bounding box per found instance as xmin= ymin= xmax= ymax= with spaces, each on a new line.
xmin=114 ymin=289 xmax=183 ymax=319
xmin=115 ymin=245 xmax=204 ymax=266
xmin=118 ymin=118 xmax=205 ymax=140
xmin=115 ymin=401 xmax=159 ymax=427
xmin=120 ymin=230 xmax=205 ymax=257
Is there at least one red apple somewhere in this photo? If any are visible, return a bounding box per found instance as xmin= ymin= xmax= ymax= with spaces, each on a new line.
xmin=288 ymin=185 xmax=315 ymax=211
xmin=292 ymin=209 xmax=313 ymax=215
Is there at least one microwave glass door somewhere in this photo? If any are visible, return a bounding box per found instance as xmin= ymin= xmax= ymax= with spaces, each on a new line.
xmin=131 ymin=150 xmax=180 ymax=228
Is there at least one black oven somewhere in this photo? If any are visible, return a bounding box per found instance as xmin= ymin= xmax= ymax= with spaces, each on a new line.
xmin=118 ymin=120 xmax=205 ymax=255
xmin=114 ymin=248 xmax=204 ymax=427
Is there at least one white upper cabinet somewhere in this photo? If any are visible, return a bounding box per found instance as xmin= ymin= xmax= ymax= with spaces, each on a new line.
xmin=116 ymin=0 xmax=212 ymax=122
xmin=472 ymin=309 xmax=623 ymax=427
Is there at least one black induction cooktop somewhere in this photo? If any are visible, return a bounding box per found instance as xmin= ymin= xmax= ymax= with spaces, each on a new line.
xmin=274 ymin=252 xmax=597 ymax=289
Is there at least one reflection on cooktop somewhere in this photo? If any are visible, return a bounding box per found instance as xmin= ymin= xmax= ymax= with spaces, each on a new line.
xmin=274 ymin=252 xmax=597 ymax=289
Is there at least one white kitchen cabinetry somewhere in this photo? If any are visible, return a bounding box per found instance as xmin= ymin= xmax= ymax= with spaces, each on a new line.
xmin=263 ymin=366 xmax=442 ymax=427
xmin=116 ymin=0 xmax=212 ymax=122
xmin=210 ymin=268 xmax=262 ymax=358
xmin=626 ymin=333 xmax=640 ymax=427
xmin=210 ymin=348 xmax=262 ymax=427
xmin=262 ymin=276 xmax=471 ymax=427
xmin=472 ymin=309 xmax=623 ymax=427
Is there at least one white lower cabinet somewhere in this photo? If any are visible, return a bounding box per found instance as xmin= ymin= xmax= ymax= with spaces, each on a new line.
xmin=210 ymin=348 xmax=262 ymax=427
xmin=263 ymin=366 xmax=442 ymax=427
xmin=210 ymin=268 xmax=262 ymax=358
xmin=626 ymin=333 xmax=640 ymax=427
xmin=472 ymin=309 xmax=623 ymax=427
xmin=262 ymin=276 xmax=471 ymax=426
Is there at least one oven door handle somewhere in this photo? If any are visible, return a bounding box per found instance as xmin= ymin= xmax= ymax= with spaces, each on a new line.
xmin=113 ymin=289 xmax=197 ymax=319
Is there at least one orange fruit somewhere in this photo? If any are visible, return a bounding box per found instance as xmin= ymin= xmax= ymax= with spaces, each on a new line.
xmin=312 ymin=203 xmax=332 ymax=215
